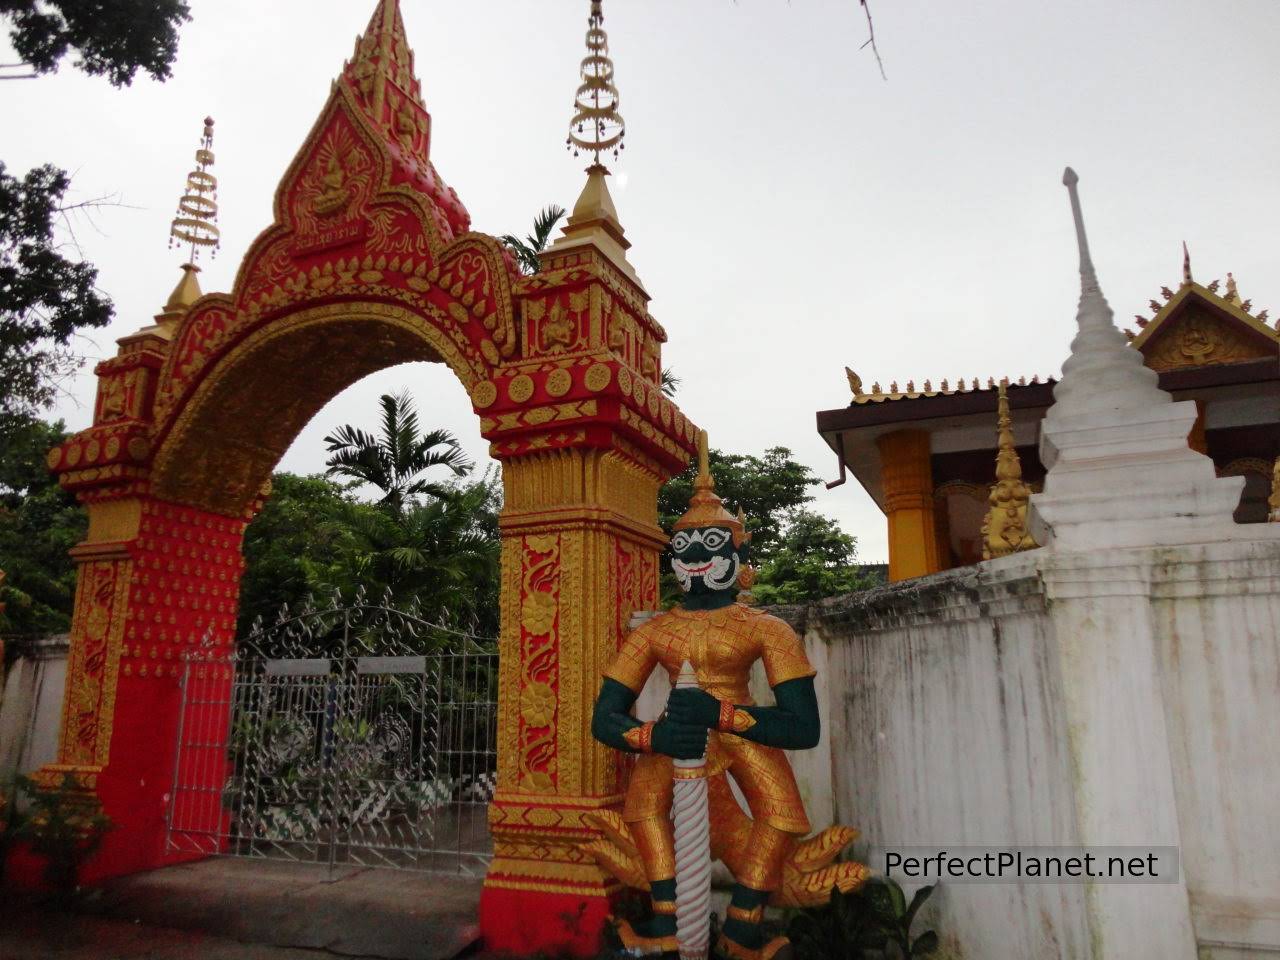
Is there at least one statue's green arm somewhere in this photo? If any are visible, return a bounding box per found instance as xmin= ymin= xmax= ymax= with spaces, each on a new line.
xmin=665 ymin=677 xmax=820 ymax=751
xmin=591 ymin=677 xmax=643 ymax=752
xmin=591 ymin=677 xmax=711 ymax=760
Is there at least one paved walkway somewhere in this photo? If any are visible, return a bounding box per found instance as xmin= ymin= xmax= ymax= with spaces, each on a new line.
xmin=2 ymin=858 xmax=484 ymax=960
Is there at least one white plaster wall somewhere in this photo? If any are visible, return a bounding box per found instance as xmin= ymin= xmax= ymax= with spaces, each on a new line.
xmin=802 ymin=536 xmax=1280 ymax=959
xmin=811 ymin=568 xmax=1089 ymax=959
xmin=0 ymin=636 xmax=69 ymax=785
xmin=1150 ymin=541 xmax=1280 ymax=957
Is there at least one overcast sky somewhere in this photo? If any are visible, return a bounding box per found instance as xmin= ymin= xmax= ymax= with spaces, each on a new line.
xmin=4 ymin=0 xmax=1278 ymax=562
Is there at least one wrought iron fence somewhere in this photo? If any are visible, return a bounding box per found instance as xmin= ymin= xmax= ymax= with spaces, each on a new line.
xmin=166 ymin=590 xmax=497 ymax=876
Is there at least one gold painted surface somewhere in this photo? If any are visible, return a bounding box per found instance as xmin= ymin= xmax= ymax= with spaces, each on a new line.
xmin=85 ymin=500 xmax=142 ymax=544
xmin=1143 ymin=304 xmax=1274 ymax=372
xmin=152 ymin=305 xmax=450 ymax=516
xmin=57 ymin=558 xmax=132 ymax=767
xmin=981 ymin=383 xmax=1036 ymax=560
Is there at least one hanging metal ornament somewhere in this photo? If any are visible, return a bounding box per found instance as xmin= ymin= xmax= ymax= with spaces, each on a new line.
xmin=567 ymin=0 xmax=626 ymax=166
xmin=169 ymin=116 xmax=221 ymax=262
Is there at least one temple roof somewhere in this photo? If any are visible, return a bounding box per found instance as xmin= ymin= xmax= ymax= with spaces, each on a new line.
xmin=1126 ymin=276 xmax=1278 ymax=370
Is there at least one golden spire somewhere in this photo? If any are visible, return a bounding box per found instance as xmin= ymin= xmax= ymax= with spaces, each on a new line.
xmin=981 ymin=382 xmax=1037 ymax=560
xmin=673 ymin=431 xmax=750 ymax=546
xmin=566 ymin=0 xmax=626 ymax=168
xmin=159 ymin=116 xmax=219 ymax=326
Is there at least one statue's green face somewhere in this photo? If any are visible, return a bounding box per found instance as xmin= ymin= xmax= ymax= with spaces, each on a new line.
xmin=670 ymin=524 xmax=745 ymax=596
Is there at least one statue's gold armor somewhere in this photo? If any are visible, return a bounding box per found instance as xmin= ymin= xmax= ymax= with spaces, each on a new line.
xmin=607 ymin=603 xmax=814 ymax=846
xmin=584 ymin=432 xmax=867 ymax=958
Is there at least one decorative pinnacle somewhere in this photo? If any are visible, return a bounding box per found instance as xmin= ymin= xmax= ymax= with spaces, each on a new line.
xmin=169 ymin=117 xmax=220 ymax=265
xmin=1182 ymin=241 xmax=1193 ymax=284
xmin=696 ymin=429 xmax=711 ymax=485
xmin=567 ymin=0 xmax=626 ymax=167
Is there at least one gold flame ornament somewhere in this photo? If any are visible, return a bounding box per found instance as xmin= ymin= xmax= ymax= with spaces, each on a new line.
xmin=981 ymin=382 xmax=1037 ymax=559
xmin=566 ymin=0 xmax=625 ymax=166
xmin=168 ymin=117 xmax=221 ymax=263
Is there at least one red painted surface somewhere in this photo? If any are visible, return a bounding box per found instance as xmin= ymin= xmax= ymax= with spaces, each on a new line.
xmin=478 ymin=884 xmax=612 ymax=957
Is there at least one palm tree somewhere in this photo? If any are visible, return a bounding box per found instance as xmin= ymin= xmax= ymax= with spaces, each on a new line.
xmin=323 ymin=391 xmax=473 ymax=515
xmin=324 ymin=469 xmax=502 ymax=637
xmin=660 ymin=368 xmax=680 ymax=398
xmin=499 ymin=204 xmax=567 ymax=275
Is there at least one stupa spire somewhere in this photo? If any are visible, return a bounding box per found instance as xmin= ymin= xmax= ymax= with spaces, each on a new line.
xmin=1029 ymin=167 xmax=1245 ymax=549
xmin=1046 ymin=167 xmax=1163 ymax=422
xmin=566 ymin=0 xmax=626 ymax=168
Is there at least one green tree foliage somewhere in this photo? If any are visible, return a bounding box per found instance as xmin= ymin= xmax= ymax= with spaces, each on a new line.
xmin=0 ymin=415 xmax=84 ymax=634
xmin=323 ymin=390 xmax=473 ymax=516
xmin=238 ymin=470 xmax=502 ymax=641
xmin=499 ymin=204 xmax=566 ymax=275
xmin=326 ymin=470 xmax=501 ymax=637
xmin=0 ymin=163 xmax=113 ymax=435
xmin=240 ymin=392 xmax=502 ymax=639
xmin=751 ymin=509 xmax=874 ymax=606
xmin=0 ymin=0 xmax=190 ymax=86
xmin=236 ymin=472 xmax=364 ymax=635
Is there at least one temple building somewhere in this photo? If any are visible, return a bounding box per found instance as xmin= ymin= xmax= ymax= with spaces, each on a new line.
xmin=818 ymin=265 xmax=1280 ymax=581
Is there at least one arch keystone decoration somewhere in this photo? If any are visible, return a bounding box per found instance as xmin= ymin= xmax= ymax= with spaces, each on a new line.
xmin=34 ymin=2 xmax=695 ymax=954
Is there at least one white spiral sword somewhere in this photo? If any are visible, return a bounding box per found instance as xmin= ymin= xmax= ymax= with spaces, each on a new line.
xmin=672 ymin=660 xmax=712 ymax=959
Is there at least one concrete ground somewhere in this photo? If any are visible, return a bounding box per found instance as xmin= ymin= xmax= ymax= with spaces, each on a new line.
xmin=1 ymin=858 xmax=484 ymax=960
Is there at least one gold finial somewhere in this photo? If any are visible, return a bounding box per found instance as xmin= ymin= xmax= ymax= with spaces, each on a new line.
xmin=845 ymin=367 xmax=864 ymax=397
xmin=566 ymin=0 xmax=626 ymax=167
xmin=674 ymin=430 xmax=750 ymax=546
xmin=1182 ymin=241 xmax=1192 ymax=285
xmin=1225 ymin=272 xmax=1242 ymax=306
xmin=168 ymin=116 xmax=220 ymax=265
xmin=1270 ymin=456 xmax=1280 ymax=523
xmin=981 ymin=382 xmax=1037 ymax=560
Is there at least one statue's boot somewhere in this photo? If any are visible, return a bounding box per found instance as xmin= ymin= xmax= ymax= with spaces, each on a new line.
xmin=714 ymin=932 xmax=791 ymax=960
xmin=614 ymin=879 xmax=679 ymax=957
xmin=614 ymin=918 xmax=679 ymax=957
xmin=717 ymin=884 xmax=790 ymax=960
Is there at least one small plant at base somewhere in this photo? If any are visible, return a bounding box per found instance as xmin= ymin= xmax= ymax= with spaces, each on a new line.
xmin=787 ymin=877 xmax=939 ymax=959
xmin=5 ymin=773 xmax=112 ymax=901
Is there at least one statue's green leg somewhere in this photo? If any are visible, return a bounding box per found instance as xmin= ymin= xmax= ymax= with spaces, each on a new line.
xmin=631 ymin=816 xmax=678 ymax=939
xmin=721 ymin=822 xmax=792 ymax=955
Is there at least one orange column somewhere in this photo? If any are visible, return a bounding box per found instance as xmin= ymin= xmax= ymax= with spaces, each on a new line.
xmin=878 ymin=430 xmax=939 ymax=581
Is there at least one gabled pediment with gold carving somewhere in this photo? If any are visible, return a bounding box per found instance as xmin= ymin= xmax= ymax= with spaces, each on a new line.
xmin=1131 ymin=282 xmax=1278 ymax=373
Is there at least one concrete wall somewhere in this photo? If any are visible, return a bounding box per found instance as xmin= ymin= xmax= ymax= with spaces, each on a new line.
xmin=784 ymin=536 xmax=1280 ymax=959
xmin=0 ymin=636 xmax=69 ymax=787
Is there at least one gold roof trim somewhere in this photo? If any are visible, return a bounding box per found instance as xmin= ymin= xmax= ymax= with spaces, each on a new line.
xmin=845 ymin=367 xmax=1055 ymax=405
xmin=1127 ymin=278 xmax=1278 ymax=346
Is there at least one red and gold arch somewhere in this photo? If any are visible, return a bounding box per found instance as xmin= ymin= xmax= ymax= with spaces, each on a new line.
xmin=33 ymin=1 xmax=695 ymax=953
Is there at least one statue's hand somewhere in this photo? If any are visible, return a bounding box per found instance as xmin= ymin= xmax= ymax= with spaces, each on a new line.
xmin=665 ymin=687 xmax=721 ymax=729
xmin=651 ymin=720 xmax=709 ymax=760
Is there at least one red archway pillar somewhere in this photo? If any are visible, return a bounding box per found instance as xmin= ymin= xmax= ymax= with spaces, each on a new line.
xmin=29 ymin=483 xmax=244 ymax=882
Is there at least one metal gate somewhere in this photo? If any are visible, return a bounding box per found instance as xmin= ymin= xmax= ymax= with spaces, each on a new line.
xmin=166 ymin=592 xmax=497 ymax=875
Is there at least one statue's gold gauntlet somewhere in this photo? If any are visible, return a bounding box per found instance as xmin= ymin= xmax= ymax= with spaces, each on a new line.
xmin=623 ymin=720 xmax=656 ymax=753
xmin=717 ymin=701 xmax=757 ymax=735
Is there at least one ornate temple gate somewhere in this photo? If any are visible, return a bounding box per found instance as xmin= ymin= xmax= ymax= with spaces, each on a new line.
xmin=165 ymin=595 xmax=497 ymax=875
xmin=34 ymin=1 xmax=695 ymax=954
